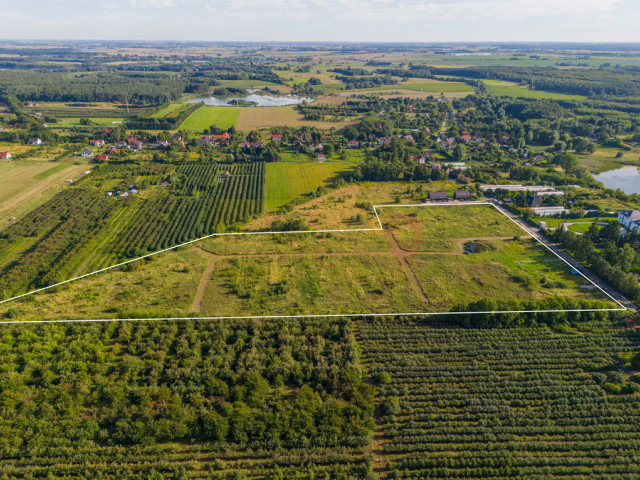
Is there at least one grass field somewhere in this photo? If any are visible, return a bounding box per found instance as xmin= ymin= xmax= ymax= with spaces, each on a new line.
xmin=484 ymin=80 xmax=587 ymax=101
xmin=361 ymin=81 xmax=473 ymax=94
xmin=578 ymin=147 xmax=640 ymax=173
xmin=409 ymin=238 xmax=600 ymax=310
xmin=180 ymin=106 xmax=241 ymax=131
xmin=381 ymin=204 xmax=524 ymax=251
xmin=149 ymin=103 xmax=183 ymax=118
xmin=0 ymin=161 xmax=88 ymax=230
xmin=265 ymin=161 xmax=354 ymax=211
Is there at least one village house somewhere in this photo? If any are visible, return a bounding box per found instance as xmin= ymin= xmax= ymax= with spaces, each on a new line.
xmin=378 ymin=137 xmax=392 ymax=145
xmin=454 ymin=190 xmax=471 ymax=201
xmin=90 ymin=139 xmax=105 ymax=147
xmin=317 ymin=154 xmax=326 ymax=162
xmin=95 ymin=154 xmax=109 ymax=162
xmin=81 ymin=148 xmax=93 ymax=158
xmin=116 ymin=141 xmax=127 ymax=148
xmin=0 ymin=152 xmax=11 ymax=159
xmin=429 ymin=162 xmax=442 ymax=170
xmin=618 ymin=210 xmax=640 ymax=233
xmin=28 ymin=137 xmax=42 ymax=145
xmin=110 ymin=147 xmax=120 ymax=154
xmin=213 ymin=132 xmax=231 ymax=142
xmin=347 ymin=140 xmax=359 ymax=148
xmin=428 ymin=191 xmax=449 ymax=202
xmin=271 ymin=134 xmax=282 ymax=142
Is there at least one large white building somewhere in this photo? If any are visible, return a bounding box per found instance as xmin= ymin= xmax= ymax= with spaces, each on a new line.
xmin=618 ymin=210 xmax=640 ymax=233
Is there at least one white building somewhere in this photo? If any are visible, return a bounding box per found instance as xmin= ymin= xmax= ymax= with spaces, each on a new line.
xmin=480 ymin=184 xmax=557 ymax=193
xmin=618 ymin=210 xmax=640 ymax=233
xmin=81 ymin=148 xmax=93 ymax=158
xmin=531 ymin=206 xmax=569 ymax=217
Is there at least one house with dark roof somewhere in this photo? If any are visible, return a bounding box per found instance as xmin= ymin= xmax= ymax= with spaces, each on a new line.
xmin=454 ymin=190 xmax=471 ymax=200
xmin=428 ymin=191 xmax=449 ymax=202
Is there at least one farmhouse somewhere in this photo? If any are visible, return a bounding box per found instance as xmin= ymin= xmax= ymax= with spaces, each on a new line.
xmin=618 ymin=210 xmax=640 ymax=233
xmin=28 ymin=137 xmax=42 ymax=145
xmin=454 ymin=190 xmax=471 ymax=200
xmin=271 ymin=134 xmax=282 ymax=141
xmin=317 ymin=154 xmax=326 ymax=162
xmin=347 ymin=140 xmax=359 ymax=148
xmin=0 ymin=152 xmax=11 ymax=159
xmin=81 ymin=148 xmax=93 ymax=158
xmin=90 ymin=139 xmax=105 ymax=147
xmin=428 ymin=191 xmax=449 ymax=202
xmin=95 ymin=154 xmax=109 ymax=162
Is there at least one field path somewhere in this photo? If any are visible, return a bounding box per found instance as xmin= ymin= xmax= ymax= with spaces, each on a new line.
xmin=385 ymin=231 xmax=429 ymax=303
xmin=191 ymin=253 xmax=220 ymax=313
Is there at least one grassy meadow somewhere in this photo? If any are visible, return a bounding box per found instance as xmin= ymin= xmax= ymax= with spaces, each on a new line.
xmin=180 ymin=106 xmax=241 ymax=131
xmin=265 ymin=161 xmax=354 ymax=211
xmin=0 ymin=161 xmax=88 ymax=230
xmin=381 ymin=204 xmax=525 ymax=251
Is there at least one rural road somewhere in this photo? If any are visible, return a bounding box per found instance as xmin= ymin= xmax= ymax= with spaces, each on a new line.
xmin=493 ymin=202 xmax=638 ymax=313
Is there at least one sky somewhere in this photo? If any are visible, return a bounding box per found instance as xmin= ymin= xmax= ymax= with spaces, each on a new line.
xmin=2 ymin=0 xmax=640 ymax=42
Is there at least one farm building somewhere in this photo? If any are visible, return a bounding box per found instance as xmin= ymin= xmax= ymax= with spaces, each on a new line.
xmin=454 ymin=190 xmax=471 ymax=200
xmin=428 ymin=191 xmax=449 ymax=202
xmin=218 ymin=171 xmax=230 ymax=181
xmin=531 ymin=206 xmax=568 ymax=217
xmin=618 ymin=210 xmax=640 ymax=233
xmin=0 ymin=152 xmax=11 ymax=159
xmin=28 ymin=137 xmax=42 ymax=145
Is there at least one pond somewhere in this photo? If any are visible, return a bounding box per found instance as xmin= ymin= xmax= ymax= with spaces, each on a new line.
xmin=592 ymin=166 xmax=640 ymax=195
xmin=188 ymin=93 xmax=314 ymax=107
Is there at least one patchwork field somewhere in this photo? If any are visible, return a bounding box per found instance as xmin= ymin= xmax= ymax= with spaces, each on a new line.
xmin=265 ymin=161 xmax=354 ymax=211
xmin=180 ymin=106 xmax=241 ymax=131
xmin=0 ymin=160 xmax=89 ymax=230
xmin=0 ymin=202 xmax=613 ymax=322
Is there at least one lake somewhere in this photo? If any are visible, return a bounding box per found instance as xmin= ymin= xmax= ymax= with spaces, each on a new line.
xmin=592 ymin=166 xmax=640 ymax=195
xmin=188 ymin=93 xmax=314 ymax=107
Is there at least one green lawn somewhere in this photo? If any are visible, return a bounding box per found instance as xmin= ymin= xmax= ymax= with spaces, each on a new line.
xmin=361 ymin=81 xmax=473 ymax=93
xmin=180 ymin=106 xmax=241 ymax=131
xmin=485 ymin=80 xmax=586 ymax=101
xmin=265 ymin=162 xmax=354 ymax=211
xmin=149 ymin=103 xmax=183 ymax=118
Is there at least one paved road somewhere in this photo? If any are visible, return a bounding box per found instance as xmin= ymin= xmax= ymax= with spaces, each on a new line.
xmin=492 ymin=202 xmax=637 ymax=313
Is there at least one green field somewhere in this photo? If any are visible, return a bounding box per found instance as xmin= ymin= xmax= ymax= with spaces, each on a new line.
xmin=485 ymin=80 xmax=586 ymax=100
xmin=149 ymin=103 xmax=183 ymax=118
xmin=51 ymin=117 xmax=126 ymax=126
xmin=362 ymin=81 xmax=473 ymax=93
xmin=265 ymin=161 xmax=354 ymax=211
xmin=0 ymin=161 xmax=86 ymax=230
xmin=180 ymin=106 xmax=241 ymax=131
